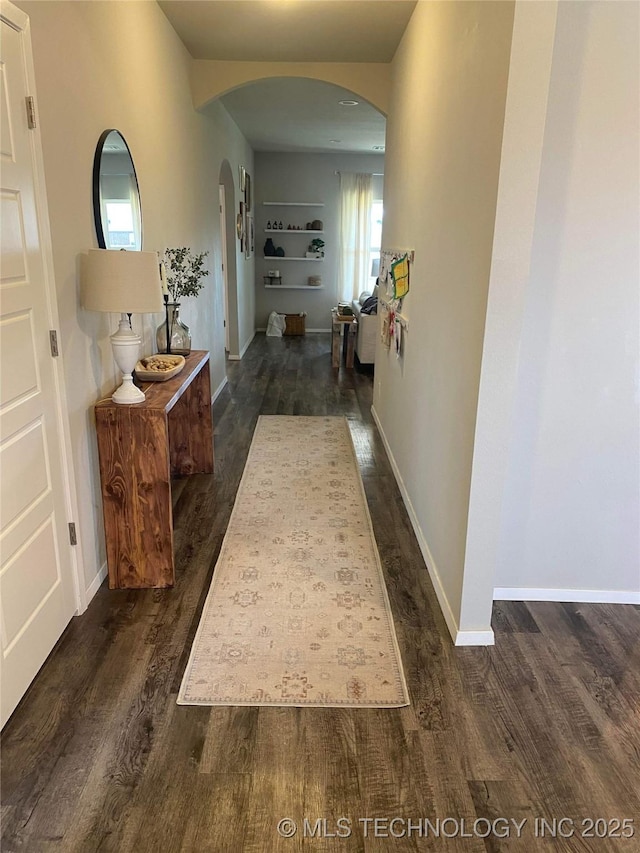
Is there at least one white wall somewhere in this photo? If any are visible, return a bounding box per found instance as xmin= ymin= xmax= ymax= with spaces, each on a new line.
xmin=461 ymin=0 xmax=559 ymax=631
xmin=205 ymin=104 xmax=256 ymax=359
xmin=376 ymin=0 xmax=638 ymax=644
xmin=491 ymin=0 xmax=640 ymax=600
xmin=254 ymin=152 xmax=384 ymax=331
xmin=372 ymin=0 xmax=514 ymax=643
xmin=18 ymin=0 xmax=253 ymax=598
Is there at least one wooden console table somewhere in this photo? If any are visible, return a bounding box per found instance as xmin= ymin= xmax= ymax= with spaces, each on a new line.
xmin=95 ymin=350 xmax=214 ymax=589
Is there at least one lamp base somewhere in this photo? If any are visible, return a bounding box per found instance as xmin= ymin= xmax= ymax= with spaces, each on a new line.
xmin=110 ymin=315 xmax=146 ymax=405
xmin=112 ymin=375 xmax=145 ymax=405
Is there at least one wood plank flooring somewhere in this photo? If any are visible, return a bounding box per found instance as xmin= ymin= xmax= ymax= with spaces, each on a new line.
xmin=2 ymin=333 xmax=639 ymax=852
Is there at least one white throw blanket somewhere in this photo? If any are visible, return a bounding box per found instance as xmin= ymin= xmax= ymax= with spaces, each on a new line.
xmin=266 ymin=311 xmax=286 ymax=337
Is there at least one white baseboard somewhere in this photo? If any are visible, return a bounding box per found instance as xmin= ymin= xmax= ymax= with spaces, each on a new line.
xmin=211 ymin=375 xmax=228 ymax=404
xmin=494 ymin=587 xmax=640 ymax=605
xmin=454 ymin=630 xmax=497 ymax=646
xmin=371 ymin=405 xmax=494 ymax=647
xmin=228 ymin=331 xmax=256 ymax=360
xmin=239 ymin=331 xmax=255 ymax=358
xmin=85 ymin=561 xmax=108 ymax=604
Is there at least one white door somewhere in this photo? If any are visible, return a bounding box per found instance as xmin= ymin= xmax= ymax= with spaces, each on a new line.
xmin=219 ymin=184 xmax=230 ymax=351
xmin=0 ymin=1 xmax=79 ymax=727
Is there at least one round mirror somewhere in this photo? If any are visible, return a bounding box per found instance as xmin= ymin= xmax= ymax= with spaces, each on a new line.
xmin=92 ymin=129 xmax=142 ymax=250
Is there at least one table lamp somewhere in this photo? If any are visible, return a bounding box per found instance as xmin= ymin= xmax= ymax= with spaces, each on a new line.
xmin=83 ymin=249 xmax=163 ymax=404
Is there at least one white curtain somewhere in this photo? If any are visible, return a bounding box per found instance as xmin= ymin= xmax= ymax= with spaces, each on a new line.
xmin=338 ymin=172 xmax=373 ymax=303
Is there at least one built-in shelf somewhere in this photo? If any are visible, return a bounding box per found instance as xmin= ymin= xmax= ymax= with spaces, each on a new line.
xmin=264 ymin=285 xmax=325 ymax=290
xmin=262 ymin=256 xmax=324 ymax=262
xmin=264 ymin=229 xmax=324 ymax=234
xmin=263 ymin=202 xmax=325 ymax=207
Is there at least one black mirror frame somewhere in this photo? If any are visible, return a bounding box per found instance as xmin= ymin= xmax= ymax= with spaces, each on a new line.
xmin=92 ymin=128 xmax=143 ymax=250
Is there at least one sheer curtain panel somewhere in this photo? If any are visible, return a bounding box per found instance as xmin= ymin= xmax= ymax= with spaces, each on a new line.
xmin=338 ymin=172 xmax=373 ymax=303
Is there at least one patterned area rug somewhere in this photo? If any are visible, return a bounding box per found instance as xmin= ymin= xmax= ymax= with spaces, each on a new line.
xmin=178 ymin=416 xmax=409 ymax=708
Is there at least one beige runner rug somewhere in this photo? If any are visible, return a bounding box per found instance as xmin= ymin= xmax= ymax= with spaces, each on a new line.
xmin=178 ymin=416 xmax=409 ymax=708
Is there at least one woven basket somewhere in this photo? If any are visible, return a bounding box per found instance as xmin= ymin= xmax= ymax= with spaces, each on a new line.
xmin=282 ymin=313 xmax=306 ymax=335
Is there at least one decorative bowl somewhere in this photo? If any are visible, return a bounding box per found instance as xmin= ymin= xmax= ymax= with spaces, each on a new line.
xmin=135 ymin=354 xmax=185 ymax=382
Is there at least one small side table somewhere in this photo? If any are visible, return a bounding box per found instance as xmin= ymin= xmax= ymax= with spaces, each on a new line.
xmin=331 ymin=310 xmax=358 ymax=369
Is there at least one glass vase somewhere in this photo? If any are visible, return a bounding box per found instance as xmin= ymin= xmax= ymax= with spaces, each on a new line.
xmin=156 ymin=303 xmax=191 ymax=355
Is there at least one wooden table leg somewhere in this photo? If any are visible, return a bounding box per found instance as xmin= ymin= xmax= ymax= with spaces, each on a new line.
xmin=345 ymin=320 xmax=357 ymax=368
xmin=331 ymin=313 xmax=341 ymax=368
xmin=168 ymin=359 xmax=214 ymax=475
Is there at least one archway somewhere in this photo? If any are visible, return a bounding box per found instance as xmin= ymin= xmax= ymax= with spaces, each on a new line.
xmin=192 ymin=63 xmax=390 ymax=116
xmin=210 ymin=77 xmax=385 ymax=338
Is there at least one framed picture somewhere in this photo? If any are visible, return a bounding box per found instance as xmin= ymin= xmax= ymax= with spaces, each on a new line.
xmin=245 ymin=213 xmax=253 ymax=259
xmin=244 ymin=173 xmax=251 ymax=211
xmin=238 ymin=201 xmax=245 ymax=250
xmin=239 ymin=165 xmax=246 ymax=193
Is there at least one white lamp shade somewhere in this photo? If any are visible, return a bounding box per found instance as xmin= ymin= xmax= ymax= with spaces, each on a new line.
xmin=83 ymin=249 xmax=163 ymax=314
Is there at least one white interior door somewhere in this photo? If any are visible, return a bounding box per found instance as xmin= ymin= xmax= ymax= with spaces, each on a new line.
xmin=219 ymin=184 xmax=230 ymax=351
xmin=0 ymin=1 xmax=79 ymax=727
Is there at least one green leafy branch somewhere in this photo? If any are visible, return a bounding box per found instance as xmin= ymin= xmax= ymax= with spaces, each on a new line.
xmin=164 ymin=247 xmax=209 ymax=301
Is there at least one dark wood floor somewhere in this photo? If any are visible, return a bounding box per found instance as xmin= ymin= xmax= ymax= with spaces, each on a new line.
xmin=2 ymin=333 xmax=639 ymax=852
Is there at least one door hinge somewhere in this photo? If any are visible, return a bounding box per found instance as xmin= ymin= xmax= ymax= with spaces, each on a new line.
xmin=68 ymin=523 xmax=77 ymax=546
xmin=25 ymin=96 xmax=37 ymax=129
xmin=223 ymin=320 xmax=226 ymax=328
xmin=221 ymin=262 xmax=224 ymax=271
xmin=49 ymin=330 xmax=59 ymax=357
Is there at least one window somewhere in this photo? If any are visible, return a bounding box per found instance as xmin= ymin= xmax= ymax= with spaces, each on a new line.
xmin=104 ymin=201 xmax=137 ymax=249
xmin=368 ymin=200 xmax=383 ymax=290
xmin=99 ymin=170 xmax=142 ymax=250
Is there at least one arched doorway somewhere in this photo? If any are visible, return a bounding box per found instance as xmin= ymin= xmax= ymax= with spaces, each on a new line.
xmin=211 ymin=79 xmax=385 ymax=335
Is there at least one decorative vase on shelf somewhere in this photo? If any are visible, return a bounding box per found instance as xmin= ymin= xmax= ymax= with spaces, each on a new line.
xmin=156 ymin=303 xmax=191 ymax=355
xmin=264 ymin=237 xmax=276 ymax=256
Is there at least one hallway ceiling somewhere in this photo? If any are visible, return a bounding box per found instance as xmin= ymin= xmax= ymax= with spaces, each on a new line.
xmin=159 ymin=0 xmax=406 ymax=153
xmin=158 ymin=1 xmax=417 ymax=63
xmin=218 ymin=78 xmax=386 ymax=153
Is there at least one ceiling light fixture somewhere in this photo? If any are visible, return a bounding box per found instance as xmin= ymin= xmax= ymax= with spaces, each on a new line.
xmin=338 ymin=99 xmax=359 ymax=106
